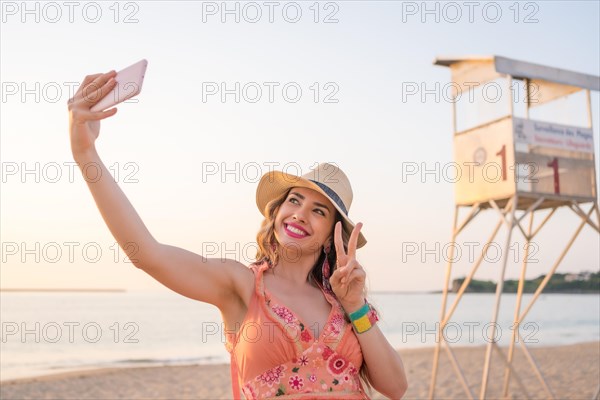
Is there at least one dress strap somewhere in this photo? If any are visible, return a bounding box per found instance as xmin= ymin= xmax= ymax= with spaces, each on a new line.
xmin=229 ymin=260 xmax=269 ymax=400
xmin=250 ymin=259 xmax=270 ymax=297
xmin=229 ymin=352 xmax=242 ymax=400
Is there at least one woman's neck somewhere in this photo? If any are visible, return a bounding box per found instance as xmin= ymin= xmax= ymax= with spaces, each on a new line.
xmin=270 ymin=257 xmax=318 ymax=288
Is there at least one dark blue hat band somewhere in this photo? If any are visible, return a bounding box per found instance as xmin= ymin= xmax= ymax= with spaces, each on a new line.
xmin=308 ymin=180 xmax=348 ymax=216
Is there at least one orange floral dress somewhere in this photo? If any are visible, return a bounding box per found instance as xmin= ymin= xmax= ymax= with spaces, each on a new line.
xmin=225 ymin=260 xmax=370 ymax=399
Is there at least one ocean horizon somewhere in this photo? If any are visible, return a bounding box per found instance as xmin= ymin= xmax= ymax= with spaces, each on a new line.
xmin=1 ymin=291 xmax=598 ymax=382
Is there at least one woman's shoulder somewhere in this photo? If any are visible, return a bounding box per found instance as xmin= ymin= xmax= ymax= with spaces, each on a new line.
xmin=226 ymin=259 xmax=268 ymax=307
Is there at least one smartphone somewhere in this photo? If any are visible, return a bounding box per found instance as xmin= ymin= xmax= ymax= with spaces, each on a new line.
xmin=90 ymin=59 xmax=148 ymax=112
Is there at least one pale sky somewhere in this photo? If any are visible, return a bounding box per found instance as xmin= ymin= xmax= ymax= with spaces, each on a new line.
xmin=1 ymin=1 xmax=599 ymax=292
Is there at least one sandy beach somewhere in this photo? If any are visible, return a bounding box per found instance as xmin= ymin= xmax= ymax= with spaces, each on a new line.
xmin=2 ymin=342 xmax=598 ymax=399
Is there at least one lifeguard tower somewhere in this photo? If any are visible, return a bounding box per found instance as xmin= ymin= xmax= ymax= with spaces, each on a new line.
xmin=429 ymin=55 xmax=599 ymax=399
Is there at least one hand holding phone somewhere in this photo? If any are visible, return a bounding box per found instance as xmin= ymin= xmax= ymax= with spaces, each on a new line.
xmin=90 ymin=59 xmax=148 ymax=112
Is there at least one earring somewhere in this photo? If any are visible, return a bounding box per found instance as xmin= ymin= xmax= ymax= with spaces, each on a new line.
xmin=322 ymin=242 xmax=333 ymax=293
xmin=267 ymin=242 xmax=277 ymax=268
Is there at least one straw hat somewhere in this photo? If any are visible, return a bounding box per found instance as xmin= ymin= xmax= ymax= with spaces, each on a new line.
xmin=256 ymin=162 xmax=367 ymax=248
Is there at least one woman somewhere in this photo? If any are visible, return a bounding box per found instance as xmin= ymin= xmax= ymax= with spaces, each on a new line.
xmin=68 ymin=70 xmax=408 ymax=399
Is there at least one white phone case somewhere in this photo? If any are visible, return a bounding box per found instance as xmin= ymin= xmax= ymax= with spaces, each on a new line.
xmin=90 ymin=59 xmax=148 ymax=112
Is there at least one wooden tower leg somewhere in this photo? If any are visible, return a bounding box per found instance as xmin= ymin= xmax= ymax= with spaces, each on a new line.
xmin=503 ymin=208 xmax=535 ymax=398
xmin=480 ymin=195 xmax=517 ymax=399
xmin=429 ymin=205 xmax=459 ymax=400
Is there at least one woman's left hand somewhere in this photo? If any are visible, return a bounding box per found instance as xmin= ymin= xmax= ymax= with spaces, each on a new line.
xmin=329 ymin=221 xmax=366 ymax=313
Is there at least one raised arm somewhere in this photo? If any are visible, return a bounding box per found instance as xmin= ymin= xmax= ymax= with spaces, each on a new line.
xmin=68 ymin=71 xmax=252 ymax=310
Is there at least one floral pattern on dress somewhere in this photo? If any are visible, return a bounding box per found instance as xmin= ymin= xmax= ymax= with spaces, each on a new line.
xmin=246 ymin=272 xmax=366 ymax=398
xmin=311 ymin=356 xmax=324 ymax=369
xmin=272 ymin=305 xmax=296 ymax=325
xmin=242 ymin=381 xmax=259 ymax=398
xmin=245 ymin=343 xmax=363 ymax=398
xmin=266 ymin=282 xmax=346 ymax=343
xmin=327 ymin=354 xmax=349 ymax=377
xmin=289 ymin=375 xmax=304 ymax=390
xmin=300 ymin=329 xmax=312 ymax=342
xmin=298 ymin=355 xmax=309 ymax=366
xmin=330 ymin=313 xmax=345 ymax=335
xmin=269 ymin=300 xmax=318 ymax=345
xmin=322 ymin=346 xmax=334 ymax=360
xmin=255 ymin=364 xmax=286 ymax=387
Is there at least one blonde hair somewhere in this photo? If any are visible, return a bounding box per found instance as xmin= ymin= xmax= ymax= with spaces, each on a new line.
xmin=253 ymin=187 xmax=374 ymax=392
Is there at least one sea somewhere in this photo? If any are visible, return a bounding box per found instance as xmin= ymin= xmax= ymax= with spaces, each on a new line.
xmin=1 ymin=291 xmax=598 ymax=381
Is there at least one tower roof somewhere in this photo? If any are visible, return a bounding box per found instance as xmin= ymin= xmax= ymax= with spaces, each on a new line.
xmin=434 ymin=55 xmax=600 ymax=91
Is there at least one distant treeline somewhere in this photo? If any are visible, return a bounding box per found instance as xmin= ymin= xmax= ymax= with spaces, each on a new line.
xmin=452 ymin=272 xmax=600 ymax=294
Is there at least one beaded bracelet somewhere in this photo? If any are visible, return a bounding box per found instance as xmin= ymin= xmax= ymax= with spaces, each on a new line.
xmin=348 ymin=301 xmax=379 ymax=334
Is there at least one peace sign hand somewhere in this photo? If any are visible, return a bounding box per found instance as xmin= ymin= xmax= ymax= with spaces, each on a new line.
xmin=329 ymin=221 xmax=366 ymax=314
